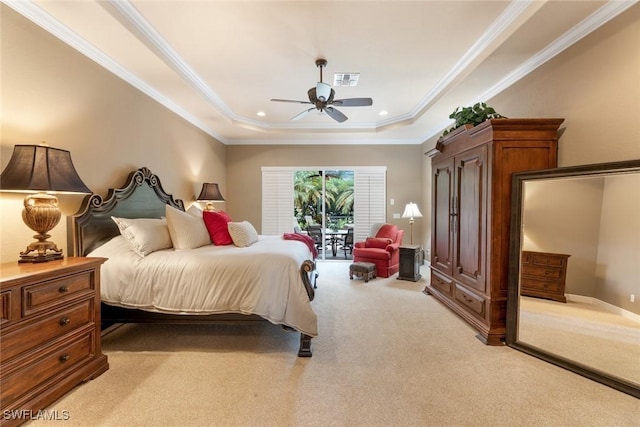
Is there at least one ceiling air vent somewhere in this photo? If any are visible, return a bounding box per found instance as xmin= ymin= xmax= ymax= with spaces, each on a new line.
xmin=333 ymin=73 xmax=360 ymax=87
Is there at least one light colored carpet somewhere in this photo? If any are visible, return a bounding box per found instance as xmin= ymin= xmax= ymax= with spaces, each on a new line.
xmin=520 ymin=296 xmax=640 ymax=385
xmin=30 ymin=261 xmax=638 ymax=427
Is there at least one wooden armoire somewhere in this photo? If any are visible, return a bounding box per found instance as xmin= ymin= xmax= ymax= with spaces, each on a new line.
xmin=425 ymin=118 xmax=564 ymax=345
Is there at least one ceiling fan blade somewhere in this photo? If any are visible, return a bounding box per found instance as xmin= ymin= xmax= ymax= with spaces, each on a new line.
xmin=331 ymin=98 xmax=373 ymax=107
xmin=324 ymin=107 xmax=348 ymax=123
xmin=271 ymin=98 xmax=313 ymax=104
xmin=291 ymin=107 xmax=315 ymax=121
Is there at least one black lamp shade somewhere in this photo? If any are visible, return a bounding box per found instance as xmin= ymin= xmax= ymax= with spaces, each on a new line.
xmin=0 ymin=145 xmax=91 ymax=194
xmin=197 ymin=183 xmax=225 ymax=201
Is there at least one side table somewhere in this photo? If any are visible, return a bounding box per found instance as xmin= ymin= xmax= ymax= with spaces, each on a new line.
xmin=398 ymin=245 xmax=421 ymax=282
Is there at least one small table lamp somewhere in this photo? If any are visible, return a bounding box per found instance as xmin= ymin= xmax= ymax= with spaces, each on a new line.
xmin=197 ymin=183 xmax=225 ymax=211
xmin=0 ymin=144 xmax=92 ymax=263
xmin=401 ymin=202 xmax=423 ymax=245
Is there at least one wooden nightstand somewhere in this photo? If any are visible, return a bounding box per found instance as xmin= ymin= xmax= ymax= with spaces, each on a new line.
xmin=0 ymin=257 xmax=108 ymax=426
xmin=398 ymin=245 xmax=422 ymax=282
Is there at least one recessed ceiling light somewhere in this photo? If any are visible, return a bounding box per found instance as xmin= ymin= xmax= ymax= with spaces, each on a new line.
xmin=257 ymin=111 xmax=266 ymax=117
xmin=379 ymin=110 xmax=388 ymax=116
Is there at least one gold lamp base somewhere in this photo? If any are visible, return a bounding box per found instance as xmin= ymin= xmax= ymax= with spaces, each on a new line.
xmin=18 ymin=193 xmax=64 ymax=263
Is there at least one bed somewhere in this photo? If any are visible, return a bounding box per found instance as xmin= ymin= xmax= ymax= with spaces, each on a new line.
xmin=67 ymin=167 xmax=318 ymax=356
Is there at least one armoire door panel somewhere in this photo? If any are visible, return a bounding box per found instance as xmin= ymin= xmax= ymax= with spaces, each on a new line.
xmin=454 ymin=146 xmax=486 ymax=292
xmin=431 ymin=160 xmax=453 ymax=275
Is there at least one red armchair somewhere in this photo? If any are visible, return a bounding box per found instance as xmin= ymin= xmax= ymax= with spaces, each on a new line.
xmin=353 ymin=224 xmax=404 ymax=278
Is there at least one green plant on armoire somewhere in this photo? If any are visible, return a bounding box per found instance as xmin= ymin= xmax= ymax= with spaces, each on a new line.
xmin=442 ymin=102 xmax=504 ymax=137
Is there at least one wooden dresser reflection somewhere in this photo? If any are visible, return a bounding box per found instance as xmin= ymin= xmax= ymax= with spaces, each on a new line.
xmin=520 ymin=251 xmax=570 ymax=303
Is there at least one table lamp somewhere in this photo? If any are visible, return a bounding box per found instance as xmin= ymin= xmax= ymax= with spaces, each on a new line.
xmin=197 ymin=182 xmax=225 ymax=211
xmin=0 ymin=144 xmax=91 ymax=263
xmin=401 ymin=202 xmax=423 ymax=245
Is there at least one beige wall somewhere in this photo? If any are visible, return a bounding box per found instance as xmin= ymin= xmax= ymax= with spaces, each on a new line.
xmin=226 ymin=144 xmax=425 ymax=246
xmin=595 ymin=174 xmax=640 ymax=313
xmin=488 ymin=3 xmax=640 ymax=166
xmin=0 ymin=6 xmax=225 ymax=263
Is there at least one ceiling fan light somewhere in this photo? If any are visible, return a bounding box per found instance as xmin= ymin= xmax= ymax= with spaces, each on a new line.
xmin=316 ymin=82 xmax=331 ymax=101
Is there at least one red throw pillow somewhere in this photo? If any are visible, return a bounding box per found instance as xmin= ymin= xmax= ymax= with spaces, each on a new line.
xmin=202 ymin=210 xmax=233 ymax=245
xmin=365 ymin=237 xmax=392 ymax=249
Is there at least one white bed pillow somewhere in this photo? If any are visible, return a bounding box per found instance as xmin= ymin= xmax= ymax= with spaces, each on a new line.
xmin=228 ymin=221 xmax=259 ymax=247
xmin=111 ymin=217 xmax=172 ymax=257
xmin=165 ymin=204 xmax=210 ymax=249
xmin=186 ymin=204 xmax=203 ymax=218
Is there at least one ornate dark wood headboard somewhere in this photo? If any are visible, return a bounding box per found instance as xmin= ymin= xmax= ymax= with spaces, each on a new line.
xmin=67 ymin=167 xmax=184 ymax=257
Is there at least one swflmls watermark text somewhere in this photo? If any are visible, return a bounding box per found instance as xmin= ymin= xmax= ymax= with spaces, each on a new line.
xmin=3 ymin=409 xmax=70 ymax=421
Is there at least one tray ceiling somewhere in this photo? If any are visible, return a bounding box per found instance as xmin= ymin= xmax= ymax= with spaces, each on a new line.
xmin=6 ymin=1 xmax=634 ymax=145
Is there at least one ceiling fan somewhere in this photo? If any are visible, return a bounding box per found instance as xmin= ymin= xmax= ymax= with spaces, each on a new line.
xmin=271 ymin=59 xmax=373 ymax=123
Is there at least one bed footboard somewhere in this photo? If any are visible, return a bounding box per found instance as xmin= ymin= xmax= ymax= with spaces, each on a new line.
xmin=300 ymin=259 xmax=317 ymax=300
xmin=297 ymin=259 xmax=317 ymax=356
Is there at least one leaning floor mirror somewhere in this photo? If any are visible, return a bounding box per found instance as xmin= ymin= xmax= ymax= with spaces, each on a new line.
xmin=506 ymin=159 xmax=640 ymax=399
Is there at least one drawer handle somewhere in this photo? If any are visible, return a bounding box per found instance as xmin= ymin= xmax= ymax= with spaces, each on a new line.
xmin=59 ymin=286 xmax=69 ymax=293
xmin=59 ymin=354 xmax=70 ymax=363
xmin=463 ymin=295 xmax=472 ymax=303
xmin=59 ymin=317 xmax=70 ymax=326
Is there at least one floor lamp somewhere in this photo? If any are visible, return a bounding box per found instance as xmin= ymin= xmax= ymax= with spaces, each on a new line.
xmin=401 ymin=202 xmax=423 ymax=245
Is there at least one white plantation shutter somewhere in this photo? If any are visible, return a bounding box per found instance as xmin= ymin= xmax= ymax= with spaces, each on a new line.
xmin=354 ymin=168 xmax=386 ymax=242
xmin=261 ymin=166 xmax=386 ymax=242
xmin=261 ymin=168 xmax=294 ymax=235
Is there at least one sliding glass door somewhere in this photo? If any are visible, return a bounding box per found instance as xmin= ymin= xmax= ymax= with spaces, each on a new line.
xmin=262 ymin=166 xmax=386 ymax=260
xmin=294 ymin=169 xmax=354 ymax=260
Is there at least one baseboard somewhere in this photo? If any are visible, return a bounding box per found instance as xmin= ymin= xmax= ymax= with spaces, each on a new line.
xmin=566 ymin=293 xmax=640 ymax=323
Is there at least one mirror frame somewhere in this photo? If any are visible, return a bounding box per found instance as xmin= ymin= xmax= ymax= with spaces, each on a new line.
xmin=506 ymin=159 xmax=640 ymax=399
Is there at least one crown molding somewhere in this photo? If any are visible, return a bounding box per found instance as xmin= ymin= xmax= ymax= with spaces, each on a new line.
xmin=474 ymin=0 xmax=638 ymax=106
xmin=3 ymin=0 xmax=227 ymax=143
xmin=419 ymin=0 xmax=638 ymax=145
xmin=408 ymin=0 xmax=543 ymax=122
xmin=105 ymin=0 xmax=234 ymax=119
xmin=226 ymin=136 xmax=424 ymax=146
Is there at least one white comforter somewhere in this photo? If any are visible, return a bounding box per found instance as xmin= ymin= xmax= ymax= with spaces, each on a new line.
xmin=88 ymin=235 xmax=317 ymax=336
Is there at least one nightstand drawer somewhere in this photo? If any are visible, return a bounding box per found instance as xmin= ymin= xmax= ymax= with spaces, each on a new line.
xmin=23 ymin=271 xmax=94 ymax=317
xmin=1 ymin=330 xmax=94 ymax=405
xmin=1 ymin=299 xmax=93 ymax=363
